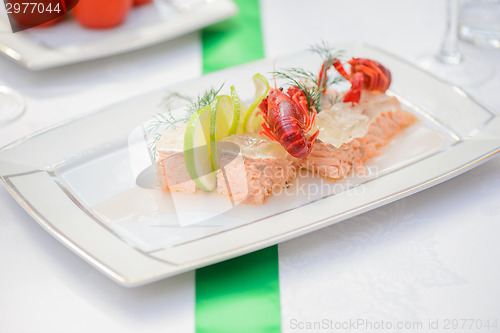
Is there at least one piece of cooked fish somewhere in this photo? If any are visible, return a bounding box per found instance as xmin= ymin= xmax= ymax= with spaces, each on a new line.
xmin=156 ymin=123 xmax=197 ymax=193
xmin=216 ymin=134 xmax=297 ymax=205
xmin=300 ymin=90 xmax=417 ymax=179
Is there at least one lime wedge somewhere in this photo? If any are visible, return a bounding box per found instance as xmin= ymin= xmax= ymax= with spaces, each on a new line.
xmin=239 ymin=73 xmax=269 ymax=134
xmin=184 ymin=105 xmax=217 ymax=192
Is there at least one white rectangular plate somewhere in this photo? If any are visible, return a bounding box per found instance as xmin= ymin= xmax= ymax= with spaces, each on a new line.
xmin=1 ymin=43 xmax=500 ymax=287
xmin=0 ymin=0 xmax=237 ymax=70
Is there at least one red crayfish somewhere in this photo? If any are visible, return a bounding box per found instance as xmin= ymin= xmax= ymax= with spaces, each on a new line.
xmin=259 ymin=85 xmax=319 ymax=159
xmin=318 ymin=58 xmax=391 ymax=104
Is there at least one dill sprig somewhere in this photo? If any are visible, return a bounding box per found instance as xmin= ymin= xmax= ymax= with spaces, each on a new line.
xmin=309 ymin=41 xmax=345 ymax=66
xmin=144 ymin=112 xmax=187 ymax=161
xmin=274 ymin=69 xmax=321 ymax=112
xmin=185 ymin=84 xmax=224 ymax=116
xmin=281 ymin=67 xmax=318 ymax=84
xmin=159 ymin=83 xmax=224 ymax=119
xmin=273 ymin=66 xmax=343 ymax=112
xmin=310 ymin=41 xmax=346 ymax=92
xmin=328 ymin=93 xmax=343 ymax=107
xmin=271 ymin=42 xmax=346 ymax=113
xmin=282 ymin=66 xmax=343 ymax=90
xmin=147 ymin=83 xmax=224 ymax=160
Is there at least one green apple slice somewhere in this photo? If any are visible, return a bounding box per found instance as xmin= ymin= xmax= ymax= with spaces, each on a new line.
xmin=184 ymin=105 xmax=217 ymax=192
xmin=245 ymin=104 xmax=266 ymax=134
xmin=210 ymin=95 xmax=236 ymax=142
xmin=210 ymin=95 xmax=237 ymax=169
xmin=229 ymin=85 xmax=243 ymax=135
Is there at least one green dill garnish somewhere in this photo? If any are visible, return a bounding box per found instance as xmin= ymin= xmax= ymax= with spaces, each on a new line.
xmin=272 ymin=42 xmax=345 ymax=113
xmin=159 ymin=83 xmax=224 ymax=119
xmin=310 ymin=41 xmax=346 ymax=91
xmin=309 ymin=41 xmax=345 ymax=66
xmin=144 ymin=112 xmax=186 ymax=161
xmin=328 ymin=93 xmax=343 ymax=107
xmin=273 ymin=69 xmax=321 ymax=112
xmin=146 ymin=83 xmax=224 ymax=160
xmin=273 ymin=66 xmax=342 ymax=112
xmin=280 ymin=67 xmax=318 ymax=83
xmin=185 ymin=84 xmax=224 ymax=116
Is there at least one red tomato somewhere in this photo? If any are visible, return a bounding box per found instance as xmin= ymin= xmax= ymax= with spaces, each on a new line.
xmin=72 ymin=0 xmax=133 ymax=29
xmin=133 ymin=0 xmax=152 ymax=5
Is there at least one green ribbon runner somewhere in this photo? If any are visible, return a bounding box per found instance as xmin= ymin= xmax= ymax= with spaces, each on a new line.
xmin=196 ymin=1 xmax=281 ymax=332
xmin=201 ymin=0 xmax=264 ymax=74
xmin=196 ymin=247 xmax=281 ymax=333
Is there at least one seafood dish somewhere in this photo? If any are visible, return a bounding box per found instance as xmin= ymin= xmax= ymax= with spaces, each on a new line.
xmin=151 ymin=45 xmax=417 ymax=205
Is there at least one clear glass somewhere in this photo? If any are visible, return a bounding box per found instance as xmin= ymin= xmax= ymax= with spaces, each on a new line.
xmin=459 ymin=0 xmax=500 ymax=49
xmin=438 ymin=0 xmax=463 ymax=65
xmin=0 ymin=85 xmax=26 ymax=125
xmin=418 ymin=0 xmax=495 ymax=86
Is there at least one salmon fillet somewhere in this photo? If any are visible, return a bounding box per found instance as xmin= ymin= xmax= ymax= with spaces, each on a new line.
xmin=300 ymin=91 xmax=417 ymax=180
xmin=216 ymin=134 xmax=297 ymax=205
xmin=155 ymin=123 xmax=197 ymax=193
xmin=155 ymin=129 xmax=296 ymax=204
xmin=157 ymin=151 xmax=197 ymax=193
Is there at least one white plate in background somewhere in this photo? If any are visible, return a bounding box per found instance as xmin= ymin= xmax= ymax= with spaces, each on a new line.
xmin=0 ymin=0 xmax=237 ymax=70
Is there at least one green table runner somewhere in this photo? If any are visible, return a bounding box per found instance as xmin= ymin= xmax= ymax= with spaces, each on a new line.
xmin=196 ymin=1 xmax=281 ymax=332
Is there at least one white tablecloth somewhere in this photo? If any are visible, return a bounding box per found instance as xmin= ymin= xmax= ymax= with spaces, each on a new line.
xmin=1 ymin=1 xmax=499 ymax=332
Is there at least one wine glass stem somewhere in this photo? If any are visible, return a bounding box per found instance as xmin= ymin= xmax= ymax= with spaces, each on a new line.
xmin=437 ymin=0 xmax=463 ymax=65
